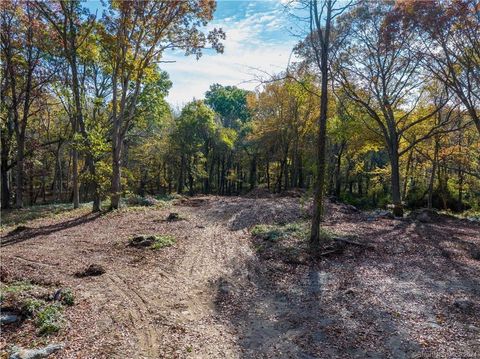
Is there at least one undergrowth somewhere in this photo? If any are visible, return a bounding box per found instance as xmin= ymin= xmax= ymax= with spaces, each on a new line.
xmin=251 ymin=222 xmax=309 ymax=242
xmin=150 ymin=235 xmax=176 ymax=249
xmin=1 ymin=281 xmax=73 ymax=336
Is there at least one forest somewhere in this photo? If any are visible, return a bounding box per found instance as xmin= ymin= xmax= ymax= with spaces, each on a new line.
xmin=1 ymin=0 xmax=479 ymax=358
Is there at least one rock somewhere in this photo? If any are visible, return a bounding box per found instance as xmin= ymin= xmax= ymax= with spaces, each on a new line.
xmin=75 ymin=264 xmax=105 ymax=277
xmin=166 ymin=213 xmax=180 ymax=222
xmin=128 ymin=235 xmax=156 ymax=248
xmin=125 ymin=195 xmax=158 ymax=207
xmin=9 ymin=343 xmax=64 ymax=359
xmin=1 ymin=312 xmax=20 ymax=324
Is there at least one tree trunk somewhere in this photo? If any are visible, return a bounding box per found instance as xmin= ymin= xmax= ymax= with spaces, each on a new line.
xmin=310 ymin=1 xmax=332 ymax=247
xmin=402 ymin=149 xmax=413 ymax=200
xmin=427 ymin=141 xmax=439 ymax=209
xmin=15 ymin=140 xmax=24 ymax=208
xmin=249 ymin=154 xmax=257 ymax=190
xmin=110 ymin=140 xmax=122 ymax=209
xmin=1 ymin=140 xmax=11 ymax=209
xmin=390 ymin=147 xmax=403 ymax=217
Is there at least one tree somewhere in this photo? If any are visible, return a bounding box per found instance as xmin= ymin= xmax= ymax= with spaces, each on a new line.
xmin=398 ymin=0 xmax=480 ymax=134
xmin=305 ymin=0 xmax=353 ymax=247
xmin=35 ymin=0 xmax=100 ymax=210
xmin=172 ymin=100 xmax=216 ymax=195
xmin=205 ymin=84 xmax=252 ymax=193
xmin=334 ymin=2 xmax=452 ymax=216
xmin=1 ymin=1 xmax=51 ymax=208
xmin=102 ymin=0 xmax=225 ymax=209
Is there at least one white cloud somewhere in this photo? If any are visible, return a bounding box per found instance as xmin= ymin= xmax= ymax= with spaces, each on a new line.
xmin=163 ymin=1 xmax=299 ymax=107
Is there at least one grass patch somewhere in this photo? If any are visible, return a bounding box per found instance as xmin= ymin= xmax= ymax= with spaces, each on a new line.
xmin=129 ymin=234 xmax=176 ymax=250
xmin=319 ymin=228 xmax=337 ymax=241
xmin=150 ymin=235 xmax=176 ymax=250
xmin=1 ymin=280 xmax=35 ymax=294
xmin=122 ymin=194 xmax=178 ymax=210
xmin=251 ymin=222 xmax=308 ymax=242
xmin=0 ymin=203 xmax=91 ymax=228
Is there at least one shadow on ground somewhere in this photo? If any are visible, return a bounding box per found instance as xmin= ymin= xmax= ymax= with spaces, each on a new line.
xmin=1 ymin=212 xmax=103 ymax=247
xmin=213 ymin=213 xmax=480 ymax=358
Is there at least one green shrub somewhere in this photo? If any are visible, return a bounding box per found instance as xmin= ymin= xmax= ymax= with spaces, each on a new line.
xmin=22 ymin=298 xmax=45 ymax=315
xmin=61 ymin=288 xmax=74 ymax=306
xmin=36 ymin=304 xmax=64 ymax=335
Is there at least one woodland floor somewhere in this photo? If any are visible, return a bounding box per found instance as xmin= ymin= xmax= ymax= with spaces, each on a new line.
xmin=1 ymin=196 xmax=479 ymax=359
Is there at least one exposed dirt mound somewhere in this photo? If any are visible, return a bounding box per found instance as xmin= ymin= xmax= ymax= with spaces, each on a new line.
xmin=179 ymin=197 xmax=209 ymax=207
xmin=276 ymin=188 xmax=306 ymax=198
xmin=243 ymin=187 xmax=274 ymax=198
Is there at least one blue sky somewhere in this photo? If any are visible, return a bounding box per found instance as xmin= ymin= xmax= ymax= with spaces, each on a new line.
xmin=84 ymin=0 xmax=303 ymax=107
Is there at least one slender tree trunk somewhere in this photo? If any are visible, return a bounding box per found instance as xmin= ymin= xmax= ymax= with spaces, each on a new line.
xmin=111 ymin=140 xmax=122 ymax=208
xmin=334 ymin=143 xmax=344 ymax=197
xmin=249 ymin=154 xmax=257 ymax=190
xmin=1 ymin=140 xmax=11 ymax=209
xmin=177 ymin=154 xmax=185 ymax=194
xmin=390 ymin=146 xmax=403 ymax=217
xmin=428 ymin=141 xmax=439 ymax=209
xmin=266 ymin=160 xmax=270 ymax=191
xmin=72 ymin=146 xmax=79 ymax=208
xmin=310 ymin=26 xmax=330 ymax=243
xmin=402 ymin=149 xmax=413 ymax=200
xmin=15 ymin=140 xmax=24 ymax=207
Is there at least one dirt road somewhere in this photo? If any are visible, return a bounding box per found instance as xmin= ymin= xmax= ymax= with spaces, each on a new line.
xmin=1 ymin=196 xmax=479 ymax=358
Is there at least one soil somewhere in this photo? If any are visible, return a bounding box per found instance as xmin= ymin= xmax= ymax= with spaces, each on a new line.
xmin=1 ymin=196 xmax=479 ymax=358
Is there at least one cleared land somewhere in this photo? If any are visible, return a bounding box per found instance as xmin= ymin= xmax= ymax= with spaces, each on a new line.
xmin=1 ymin=196 xmax=479 ymax=358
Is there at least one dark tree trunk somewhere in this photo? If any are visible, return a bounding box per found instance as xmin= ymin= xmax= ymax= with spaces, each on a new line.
xmin=310 ymin=0 xmax=333 ymax=247
xmin=427 ymin=141 xmax=439 ymax=209
xmin=249 ymin=154 xmax=257 ymax=190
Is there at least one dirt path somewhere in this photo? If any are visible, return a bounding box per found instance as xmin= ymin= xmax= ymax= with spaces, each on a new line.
xmin=1 ymin=197 xmax=479 ymax=358
xmin=1 ymin=198 xmax=257 ymax=358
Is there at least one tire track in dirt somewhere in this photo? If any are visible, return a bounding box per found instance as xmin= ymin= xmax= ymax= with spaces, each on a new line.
xmin=107 ymin=274 xmax=160 ymax=358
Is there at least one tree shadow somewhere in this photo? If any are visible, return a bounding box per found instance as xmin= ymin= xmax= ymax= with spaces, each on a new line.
xmin=213 ymin=216 xmax=480 ymax=358
xmin=1 ymin=212 xmax=103 ymax=247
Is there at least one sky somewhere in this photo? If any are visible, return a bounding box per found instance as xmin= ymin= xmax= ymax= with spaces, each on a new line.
xmin=84 ymin=0 xmax=305 ymax=108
